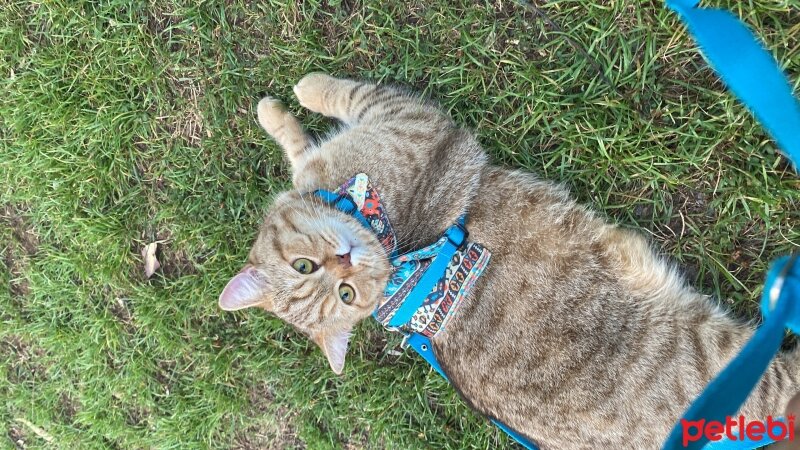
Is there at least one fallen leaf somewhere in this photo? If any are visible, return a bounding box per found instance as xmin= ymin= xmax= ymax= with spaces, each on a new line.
xmin=141 ymin=242 xmax=161 ymax=278
xmin=15 ymin=418 xmax=53 ymax=443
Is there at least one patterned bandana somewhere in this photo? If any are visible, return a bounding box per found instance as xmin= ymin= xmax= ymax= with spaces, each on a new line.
xmin=332 ymin=174 xmax=491 ymax=338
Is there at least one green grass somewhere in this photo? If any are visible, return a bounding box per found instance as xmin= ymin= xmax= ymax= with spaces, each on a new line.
xmin=1 ymin=0 xmax=798 ymax=448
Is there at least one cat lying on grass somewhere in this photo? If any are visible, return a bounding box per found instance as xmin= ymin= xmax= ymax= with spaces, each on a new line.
xmin=218 ymin=73 xmax=798 ymax=449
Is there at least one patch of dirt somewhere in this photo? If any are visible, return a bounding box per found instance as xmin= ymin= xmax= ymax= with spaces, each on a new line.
xmin=154 ymin=359 xmax=177 ymax=394
xmin=1 ymin=205 xmax=39 ymax=256
xmin=247 ymin=382 xmax=276 ymax=413
xmin=104 ymin=351 xmax=123 ymax=372
xmin=2 ymin=204 xmax=38 ymax=299
xmin=125 ymin=406 xmax=150 ymax=429
xmin=632 ymin=203 xmax=653 ymax=221
xmin=144 ymin=5 xmax=185 ymax=53
xmin=108 ymin=392 xmax=151 ymax=431
xmin=1 ymin=336 xmax=48 ymax=386
xmin=163 ymin=70 xmax=206 ymax=146
xmin=677 ymin=260 xmax=702 ymax=288
xmin=142 ymin=6 xmax=206 ymax=147
xmin=57 ymin=393 xmax=80 ymax=424
xmin=657 ymin=185 xmax=716 ymax=241
xmin=673 ymin=186 xmax=710 ymax=216
xmin=490 ymin=1 xmax=550 ymax=61
xmin=318 ymin=0 xmax=360 ymax=16
xmin=109 ymin=297 xmax=136 ymax=334
xmin=101 ymin=436 xmax=123 ymax=450
xmin=133 ymin=158 xmax=168 ymax=192
xmin=159 ymin=246 xmax=198 ymax=278
xmin=343 ymin=429 xmax=370 ymax=450
xmin=317 ymin=0 xmax=362 ymax=44
xmin=3 ymin=246 xmax=29 ymax=299
xmin=153 ymin=355 xmax=201 ymax=406
xmin=130 ymin=230 xmax=201 ymax=281
xmin=232 ymin=405 xmax=305 ymax=450
xmin=359 ymin=328 xmax=386 ymax=361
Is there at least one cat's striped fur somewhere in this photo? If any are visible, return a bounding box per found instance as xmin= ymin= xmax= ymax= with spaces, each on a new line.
xmin=219 ymin=73 xmax=800 ymax=449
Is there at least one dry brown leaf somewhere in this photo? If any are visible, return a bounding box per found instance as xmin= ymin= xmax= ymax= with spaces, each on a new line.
xmin=141 ymin=242 xmax=161 ymax=278
xmin=14 ymin=418 xmax=53 ymax=443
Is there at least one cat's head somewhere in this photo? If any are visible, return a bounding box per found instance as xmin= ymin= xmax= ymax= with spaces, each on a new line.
xmin=218 ymin=191 xmax=391 ymax=374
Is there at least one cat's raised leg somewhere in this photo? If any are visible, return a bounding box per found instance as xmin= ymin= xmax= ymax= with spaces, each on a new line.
xmin=257 ymin=96 xmax=310 ymax=169
xmin=293 ymin=73 xmax=417 ymax=125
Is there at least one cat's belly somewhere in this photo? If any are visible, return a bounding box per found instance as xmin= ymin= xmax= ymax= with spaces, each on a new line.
xmin=431 ymin=273 xmax=685 ymax=449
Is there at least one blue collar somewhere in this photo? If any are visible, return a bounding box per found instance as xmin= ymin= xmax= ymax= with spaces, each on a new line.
xmin=312 ymin=189 xmax=372 ymax=230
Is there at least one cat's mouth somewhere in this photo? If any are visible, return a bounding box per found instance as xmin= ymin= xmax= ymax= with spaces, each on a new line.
xmin=350 ymin=242 xmax=370 ymax=267
xmin=328 ymin=224 xmax=356 ymax=262
xmin=336 ymin=236 xmax=366 ymax=267
xmin=326 ymin=208 xmax=388 ymax=271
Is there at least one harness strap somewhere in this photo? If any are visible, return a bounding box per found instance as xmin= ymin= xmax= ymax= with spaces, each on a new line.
xmin=394 ymin=217 xmax=540 ymax=449
xmin=387 ymin=217 xmax=468 ymax=327
xmin=662 ymin=256 xmax=800 ymax=450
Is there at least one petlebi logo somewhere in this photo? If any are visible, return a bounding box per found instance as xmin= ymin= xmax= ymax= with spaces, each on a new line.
xmin=680 ymin=415 xmax=795 ymax=447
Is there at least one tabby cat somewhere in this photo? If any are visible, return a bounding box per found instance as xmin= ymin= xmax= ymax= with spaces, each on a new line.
xmin=218 ymin=73 xmax=799 ymax=449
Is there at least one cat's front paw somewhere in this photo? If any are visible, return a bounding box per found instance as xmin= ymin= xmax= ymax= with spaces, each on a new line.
xmin=293 ymin=73 xmax=334 ymax=113
xmin=256 ymin=96 xmax=289 ymax=134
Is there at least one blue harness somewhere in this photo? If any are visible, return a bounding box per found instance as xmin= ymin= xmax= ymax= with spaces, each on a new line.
xmin=314 ymin=183 xmax=540 ymax=449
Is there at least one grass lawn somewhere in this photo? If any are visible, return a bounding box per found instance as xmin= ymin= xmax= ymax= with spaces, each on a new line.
xmin=1 ymin=0 xmax=798 ymax=448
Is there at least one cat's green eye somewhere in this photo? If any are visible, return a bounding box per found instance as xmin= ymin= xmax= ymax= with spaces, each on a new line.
xmin=338 ymin=284 xmax=355 ymax=304
xmin=292 ymin=258 xmax=316 ymax=274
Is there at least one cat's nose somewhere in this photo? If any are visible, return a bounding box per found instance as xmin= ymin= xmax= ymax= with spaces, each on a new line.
xmin=337 ymin=252 xmax=352 ymax=269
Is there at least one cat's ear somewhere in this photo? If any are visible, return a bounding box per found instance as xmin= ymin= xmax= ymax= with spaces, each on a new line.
xmin=218 ymin=265 xmax=273 ymax=311
xmin=313 ymin=329 xmax=352 ymax=375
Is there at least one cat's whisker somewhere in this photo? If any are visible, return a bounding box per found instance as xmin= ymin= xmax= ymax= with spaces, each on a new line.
xmin=391 ymin=222 xmax=426 ymax=252
xmin=297 ymin=192 xmax=325 ymax=232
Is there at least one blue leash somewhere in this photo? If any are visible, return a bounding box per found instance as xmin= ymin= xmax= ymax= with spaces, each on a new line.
xmin=662 ymin=1 xmax=800 ymax=449
xmin=406 ymin=332 xmax=539 ymax=449
xmin=665 ymin=0 xmax=800 ymax=166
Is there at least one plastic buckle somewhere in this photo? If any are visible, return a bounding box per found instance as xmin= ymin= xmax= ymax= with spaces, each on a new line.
xmin=446 ymin=222 xmax=469 ymax=249
xmin=334 ymin=193 xmax=358 ymax=215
